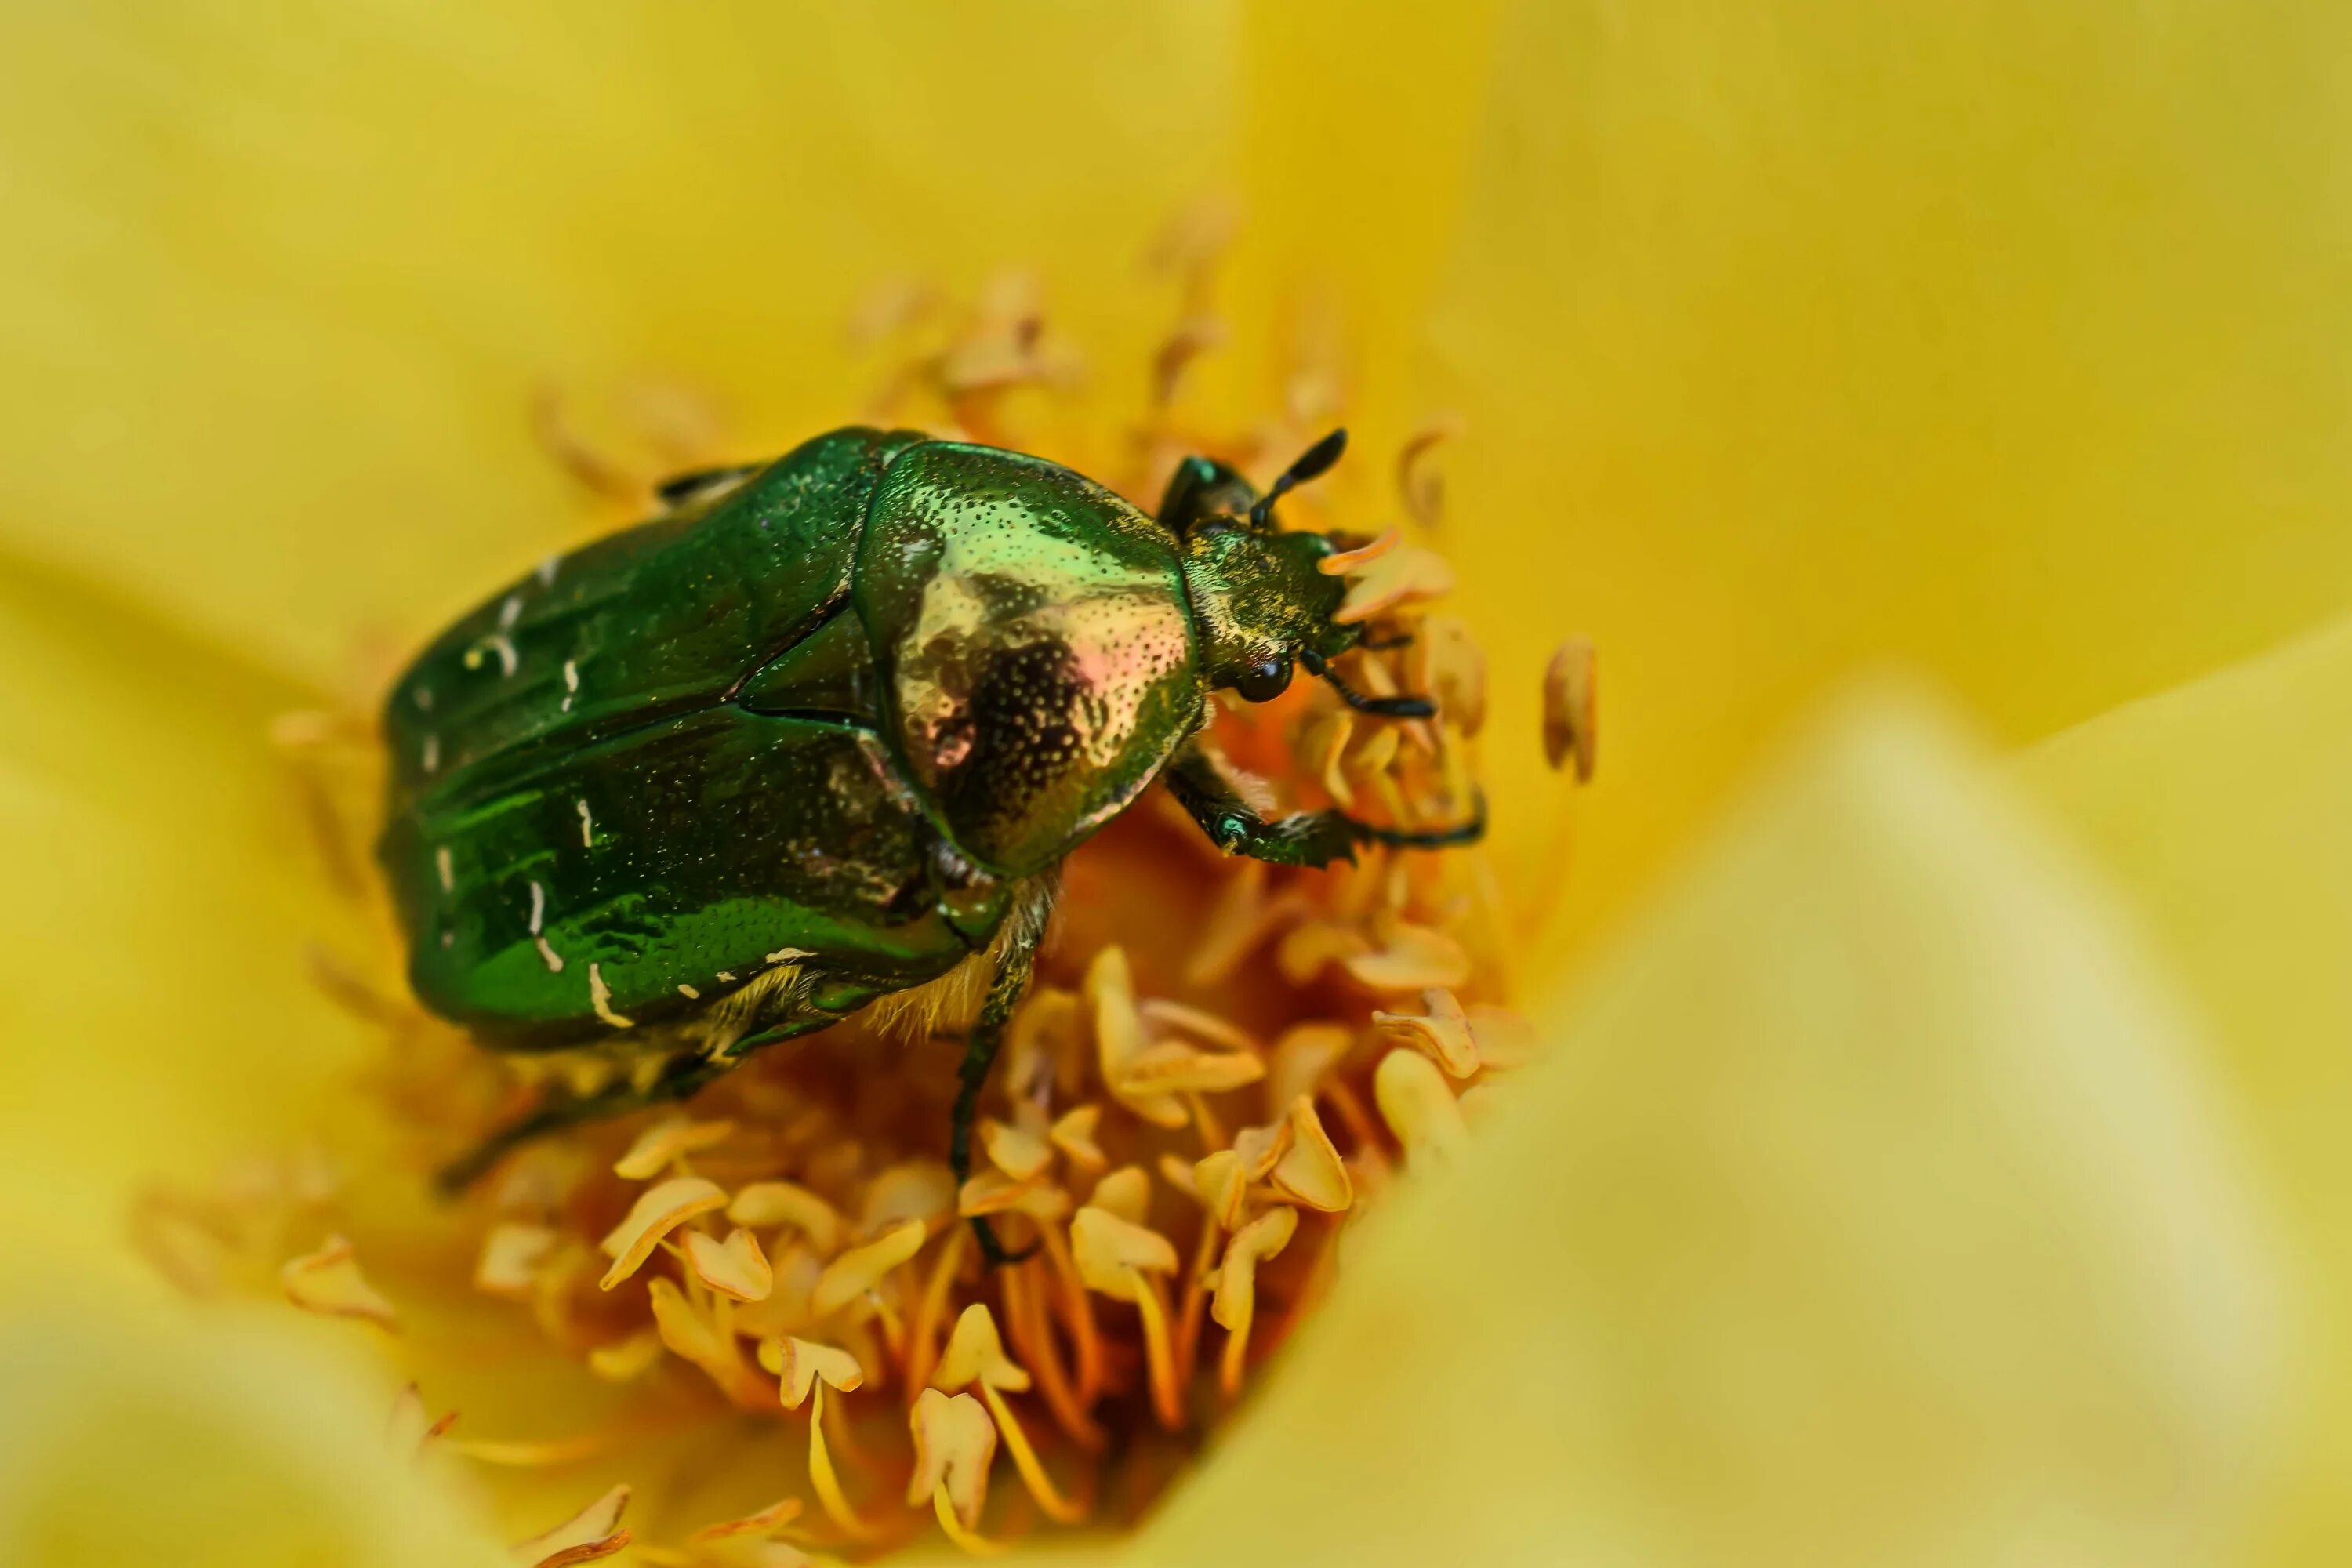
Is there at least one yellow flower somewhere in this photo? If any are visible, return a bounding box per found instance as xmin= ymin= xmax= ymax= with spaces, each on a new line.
xmin=3 ymin=2 xmax=2348 ymax=1563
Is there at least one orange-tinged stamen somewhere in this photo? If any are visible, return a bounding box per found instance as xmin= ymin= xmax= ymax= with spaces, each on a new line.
xmin=807 ymin=1382 xmax=885 ymax=1544
xmin=931 ymin=1482 xmax=1010 ymax=1558
xmin=1316 ymin=525 xmax=1401 ymax=576
xmin=1131 ymin=1270 xmax=1185 ymax=1431
xmin=281 ymin=1233 xmax=397 ymax=1328
xmin=1000 ymin=1258 xmax=1102 ymax=1450
xmin=511 ymin=1483 xmax=632 ymax=1567
xmin=978 ymin=1381 xmax=1087 ymax=1526
xmin=1036 ymin=1221 xmax=1105 ymax=1406
xmin=905 ymin=1221 xmax=971 ymax=1396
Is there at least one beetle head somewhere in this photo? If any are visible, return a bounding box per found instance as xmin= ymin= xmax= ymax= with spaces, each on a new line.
xmin=1167 ymin=432 xmax=1435 ymax=719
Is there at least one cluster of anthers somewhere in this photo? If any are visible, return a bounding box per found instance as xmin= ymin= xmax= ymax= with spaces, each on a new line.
xmin=136 ymin=220 xmax=1597 ymax=1566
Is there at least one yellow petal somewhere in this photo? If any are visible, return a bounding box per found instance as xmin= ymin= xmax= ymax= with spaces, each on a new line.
xmin=0 ymin=578 xmax=365 ymax=1291
xmin=2020 ymin=612 xmax=2352 ymax=1547
xmin=594 ymin=1177 xmax=726 ymax=1290
xmin=0 ymin=5 xmax=1237 ymax=682
xmin=1432 ymin=0 xmax=2352 ymax=969
xmin=1139 ymin=691 xmax=2284 ymax=1566
xmin=0 ymin=1304 xmax=507 ymax=1566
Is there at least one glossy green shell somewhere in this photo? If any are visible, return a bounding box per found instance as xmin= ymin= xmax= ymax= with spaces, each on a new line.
xmin=379 ymin=428 xmax=1203 ymax=1051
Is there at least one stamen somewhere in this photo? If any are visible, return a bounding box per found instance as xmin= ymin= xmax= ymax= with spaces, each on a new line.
xmin=281 ymin=1234 xmax=397 ymax=1329
xmin=1374 ymin=1047 xmax=1471 ymax=1166
xmin=1544 ymin=635 xmax=1599 ymax=782
xmin=1214 ymin=1205 xmax=1300 ymax=1399
xmin=932 ymin=1304 xmax=1087 ymax=1525
xmin=597 ymin=1177 xmax=727 ymax=1290
xmin=612 ymin=1115 xmax=733 ymax=1178
xmin=810 ymin=1218 xmax=927 ymax=1316
xmin=511 ymin=1483 xmax=633 ymax=1568
xmin=908 ymin=1388 xmax=1001 ymax=1544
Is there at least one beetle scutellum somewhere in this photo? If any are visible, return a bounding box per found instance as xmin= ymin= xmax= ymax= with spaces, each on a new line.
xmin=380 ymin=427 xmax=1482 ymax=1261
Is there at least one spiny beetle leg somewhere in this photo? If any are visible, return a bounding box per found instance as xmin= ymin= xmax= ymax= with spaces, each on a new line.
xmin=434 ymin=1021 xmax=809 ymax=1194
xmin=437 ymin=1054 xmax=728 ymax=1194
xmin=952 ymin=910 xmax=1052 ymax=1268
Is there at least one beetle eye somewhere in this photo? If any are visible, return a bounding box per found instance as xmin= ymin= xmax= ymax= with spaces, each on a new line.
xmin=1232 ymin=657 xmax=1293 ymax=703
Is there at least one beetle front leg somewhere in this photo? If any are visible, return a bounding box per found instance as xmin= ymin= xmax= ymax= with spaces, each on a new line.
xmin=954 ymin=918 xmax=1051 ymax=1267
xmin=1163 ymin=740 xmax=1486 ymax=867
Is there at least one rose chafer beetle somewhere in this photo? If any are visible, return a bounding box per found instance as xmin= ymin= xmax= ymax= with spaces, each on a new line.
xmin=381 ymin=426 xmax=1481 ymax=1259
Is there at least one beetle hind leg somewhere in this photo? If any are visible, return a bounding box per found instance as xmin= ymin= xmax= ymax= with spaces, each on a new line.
xmin=435 ymin=1018 xmax=815 ymax=1195
xmin=435 ymin=1054 xmax=728 ymax=1193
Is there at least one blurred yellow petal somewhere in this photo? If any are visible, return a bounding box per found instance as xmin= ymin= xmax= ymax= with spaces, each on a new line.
xmin=0 ymin=1304 xmax=503 ymax=1566
xmin=1133 ymin=691 xmax=2283 ymax=1567
xmin=1428 ymin=0 xmax=2352 ymax=955
xmin=0 ymin=2 xmax=1240 ymax=682
xmin=0 ymin=560 xmax=365 ymax=1296
xmin=2020 ymin=612 xmax=2352 ymax=1556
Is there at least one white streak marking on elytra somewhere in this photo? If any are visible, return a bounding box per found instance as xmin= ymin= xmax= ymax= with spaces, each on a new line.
xmin=413 ymin=685 xmax=434 ymax=713
xmin=434 ymin=846 xmax=453 ymax=892
xmin=677 ymin=983 xmax=701 ymax=1000
xmin=715 ymin=971 xmax=735 ymax=983
xmin=589 ymin=962 xmax=634 ymax=1028
xmin=498 ymin=594 xmax=522 ymax=630
xmin=528 ymin=879 xmax=546 ymax=935
xmin=441 ymin=929 xmax=454 ymax=948
xmin=535 ymin=935 xmax=564 ymax=973
xmin=422 ymin=733 xmax=440 ymax=773
xmin=536 ymin=554 xmax=559 ymax=587
xmin=575 ymin=799 xmax=594 ymax=847
xmin=561 ymin=658 xmax=579 ymax=712
xmin=465 ymin=634 xmax=519 ymax=678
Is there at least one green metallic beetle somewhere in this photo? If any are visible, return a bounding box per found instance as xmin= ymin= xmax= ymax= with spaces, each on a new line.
xmin=380 ymin=426 xmax=1479 ymax=1258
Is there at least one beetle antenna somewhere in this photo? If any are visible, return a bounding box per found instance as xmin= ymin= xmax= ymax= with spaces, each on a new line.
xmin=1299 ymin=648 xmax=1435 ymax=719
xmin=1348 ymin=789 xmax=1488 ymax=850
xmin=1250 ymin=428 xmax=1348 ymax=529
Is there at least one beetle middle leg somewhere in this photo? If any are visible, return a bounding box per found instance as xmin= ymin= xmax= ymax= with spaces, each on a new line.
xmin=1163 ymin=739 xmax=1485 ymax=868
